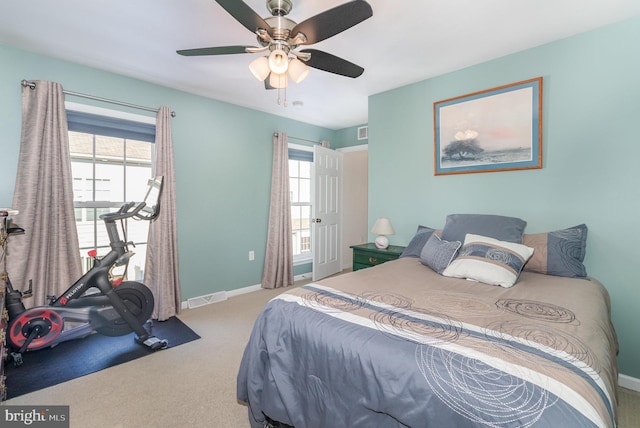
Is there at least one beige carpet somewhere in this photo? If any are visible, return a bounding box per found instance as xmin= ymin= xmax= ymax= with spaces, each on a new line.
xmin=5 ymin=278 xmax=640 ymax=428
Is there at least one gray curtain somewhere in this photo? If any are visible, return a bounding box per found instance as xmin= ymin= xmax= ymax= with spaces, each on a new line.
xmin=9 ymin=80 xmax=82 ymax=307
xmin=261 ymin=132 xmax=294 ymax=289
xmin=144 ymin=106 xmax=181 ymax=320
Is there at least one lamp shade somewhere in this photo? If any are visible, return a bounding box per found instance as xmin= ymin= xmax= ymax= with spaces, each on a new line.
xmin=268 ymin=49 xmax=289 ymax=74
xmin=288 ymin=58 xmax=310 ymax=84
xmin=371 ymin=217 xmax=395 ymax=249
xmin=249 ymin=56 xmax=270 ymax=82
xmin=371 ymin=217 xmax=395 ymax=235
xmin=268 ymin=72 xmax=288 ymax=89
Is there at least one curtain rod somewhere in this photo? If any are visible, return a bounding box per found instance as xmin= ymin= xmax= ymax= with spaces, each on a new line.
xmin=21 ymin=80 xmax=176 ymax=117
xmin=273 ymin=133 xmax=321 ymax=144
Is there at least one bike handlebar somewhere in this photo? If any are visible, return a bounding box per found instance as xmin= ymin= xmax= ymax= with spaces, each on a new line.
xmin=100 ymin=200 xmax=147 ymax=222
xmin=120 ymin=202 xmax=135 ymax=213
xmin=99 ymin=176 xmax=163 ymax=223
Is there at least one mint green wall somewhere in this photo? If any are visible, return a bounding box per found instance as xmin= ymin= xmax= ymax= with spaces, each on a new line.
xmin=369 ymin=17 xmax=640 ymax=378
xmin=0 ymin=44 xmax=337 ymax=300
xmin=334 ymin=124 xmax=368 ymax=149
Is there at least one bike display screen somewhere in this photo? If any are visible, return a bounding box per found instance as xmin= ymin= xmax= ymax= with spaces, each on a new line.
xmin=138 ymin=176 xmax=163 ymax=220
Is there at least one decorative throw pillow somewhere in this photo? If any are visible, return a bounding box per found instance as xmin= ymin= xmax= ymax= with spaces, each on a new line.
xmin=441 ymin=214 xmax=527 ymax=244
xmin=419 ymin=234 xmax=462 ymax=274
xmin=400 ymin=225 xmax=436 ymax=258
xmin=522 ymin=224 xmax=588 ymax=278
xmin=442 ymin=234 xmax=534 ymax=288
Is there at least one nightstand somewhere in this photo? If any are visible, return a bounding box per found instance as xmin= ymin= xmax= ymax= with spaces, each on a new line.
xmin=350 ymin=243 xmax=406 ymax=271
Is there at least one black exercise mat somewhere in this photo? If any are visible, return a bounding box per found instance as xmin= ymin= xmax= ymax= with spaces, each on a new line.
xmin=4 ymin=316 xmax=200 ymax=399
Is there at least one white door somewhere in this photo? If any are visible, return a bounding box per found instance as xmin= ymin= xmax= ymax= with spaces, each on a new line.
xmin=312 ymin=145 xmax=343 ymax=281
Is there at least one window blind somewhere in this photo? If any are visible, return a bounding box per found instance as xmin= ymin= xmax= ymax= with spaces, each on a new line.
xmin=288 ymin=148 xmax=313 ymax=162
xmin=67 ymin=110 xmax=156 ymax=143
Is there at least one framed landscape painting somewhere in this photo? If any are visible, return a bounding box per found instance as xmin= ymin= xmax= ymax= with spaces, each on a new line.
xmin=434 ymin=77 xmax=542 ymax=175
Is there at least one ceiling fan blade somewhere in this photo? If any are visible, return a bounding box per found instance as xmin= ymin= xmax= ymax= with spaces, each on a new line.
xmin=292 ymin=1 xmax=373 ymax=45
xmin=214 ymin=0 xmax=273 ymax=36
xmin=300 ymin=49 xmax=364 ymax=78
xmin=177 ymin=46 xmax=255 ymax=56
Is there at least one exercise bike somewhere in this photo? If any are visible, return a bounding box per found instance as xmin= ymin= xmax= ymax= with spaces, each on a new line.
xmin=1 ymin=176 xmax=168 ymax=366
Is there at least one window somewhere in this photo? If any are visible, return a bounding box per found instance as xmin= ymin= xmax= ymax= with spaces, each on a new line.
xmin=67 ymin=107 xmax=155 ymax=278
xmin=289 ymin=146 xmax=313 ymax=263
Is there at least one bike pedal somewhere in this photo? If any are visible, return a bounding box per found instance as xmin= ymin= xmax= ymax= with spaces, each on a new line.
xmin=139 ymin=336 xmax=168 ymax=350
xmin=10 ymin=352 xmax=24 ymax=367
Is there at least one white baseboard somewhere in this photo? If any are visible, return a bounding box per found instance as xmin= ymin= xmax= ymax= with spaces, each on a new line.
xmin=619 ymin=374 xmax=640 ymax=392
xmin=226 ymin=284 xmax=261 ymax=299
xmin=180 ymin=273 xmax=313 ymax=310
xmin=294 ymin=272 xmax=312 ymax=281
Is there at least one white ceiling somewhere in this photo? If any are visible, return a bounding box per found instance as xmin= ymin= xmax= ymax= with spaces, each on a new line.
xmin=1 ymin=0 xmax=638 ymax=130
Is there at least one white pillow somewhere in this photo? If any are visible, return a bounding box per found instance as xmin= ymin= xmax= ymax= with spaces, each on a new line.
xmin=442 ymin=234 xmax=534 ymax=288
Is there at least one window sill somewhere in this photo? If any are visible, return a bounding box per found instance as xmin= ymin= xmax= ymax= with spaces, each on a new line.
xmin=293 ymin=255 xmax=312 ymax=266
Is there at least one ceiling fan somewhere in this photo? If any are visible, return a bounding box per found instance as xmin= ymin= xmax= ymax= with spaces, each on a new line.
xmin=177 ymin=0 xmax=373 ymax=93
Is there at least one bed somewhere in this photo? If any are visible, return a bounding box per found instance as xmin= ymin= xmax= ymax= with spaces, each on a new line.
xmin=237 ymin=215 xmax=619 ymax=427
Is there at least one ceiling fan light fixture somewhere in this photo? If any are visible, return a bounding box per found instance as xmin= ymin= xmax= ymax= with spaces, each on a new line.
xmin=268 ymin=48 xmax=289 ymax=74
xmin=288 ymin=58 xmax=310 ymax=84
xmin=178 ymin=0 xmax=374 ymax=106
xmin=249 ymin=56 xmax=270 ymax=81
xmin=269 ymin=72 xmax=288 ymax=89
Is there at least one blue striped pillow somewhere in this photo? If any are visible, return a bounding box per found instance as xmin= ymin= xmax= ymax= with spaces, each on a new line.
xmin=442 ymin=234 xmax=534 ymax=288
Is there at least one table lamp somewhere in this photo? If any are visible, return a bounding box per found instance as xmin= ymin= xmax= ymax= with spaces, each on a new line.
xmin=371 ymin=217 xmax=395 ymax=249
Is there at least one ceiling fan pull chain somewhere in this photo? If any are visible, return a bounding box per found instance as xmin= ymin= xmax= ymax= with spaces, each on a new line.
xmin=276 ymin=79 xmax=287 ymax=107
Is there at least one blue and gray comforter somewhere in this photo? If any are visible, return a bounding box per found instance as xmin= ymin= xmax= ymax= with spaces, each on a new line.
xmin=237 ymin=258 xmax=618 ymax=427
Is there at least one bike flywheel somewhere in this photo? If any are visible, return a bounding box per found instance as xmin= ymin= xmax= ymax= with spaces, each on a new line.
xmin=95 ymin=281 xmax=155 ymax=336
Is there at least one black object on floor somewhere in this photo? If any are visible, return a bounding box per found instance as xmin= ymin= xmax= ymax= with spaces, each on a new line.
xmin=4 ymin=316 xmax=200 ymax=399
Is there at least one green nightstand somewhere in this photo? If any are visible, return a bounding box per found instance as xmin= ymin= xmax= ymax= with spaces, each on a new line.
xmin=350 ymin=243 xmax=406 ymax=271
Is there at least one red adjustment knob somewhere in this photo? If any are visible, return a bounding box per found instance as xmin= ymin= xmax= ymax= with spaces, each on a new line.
xmin=88 ymin=249 xmax=97 ymax=257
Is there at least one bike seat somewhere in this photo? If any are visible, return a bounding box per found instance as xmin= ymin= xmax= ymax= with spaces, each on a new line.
xmin=7 ymin=227 xmax=25 ymax=235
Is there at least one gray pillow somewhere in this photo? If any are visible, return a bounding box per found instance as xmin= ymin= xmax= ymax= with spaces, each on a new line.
xmin=400 ymin=225 xmax=435 ymax=258
xmin=441 ymin=214 xmax=526 ymax=244
xmin=522 ymin=224 xmax=588 ymax=278
xmin=419 ymin=234 xmax=461 ymax=274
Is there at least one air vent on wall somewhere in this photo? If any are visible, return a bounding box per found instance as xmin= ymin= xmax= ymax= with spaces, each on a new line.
xmin=357 ymin=126 xmax=368 ymax=140
xmin=187 ymin=291 xmax=227 ymax=309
